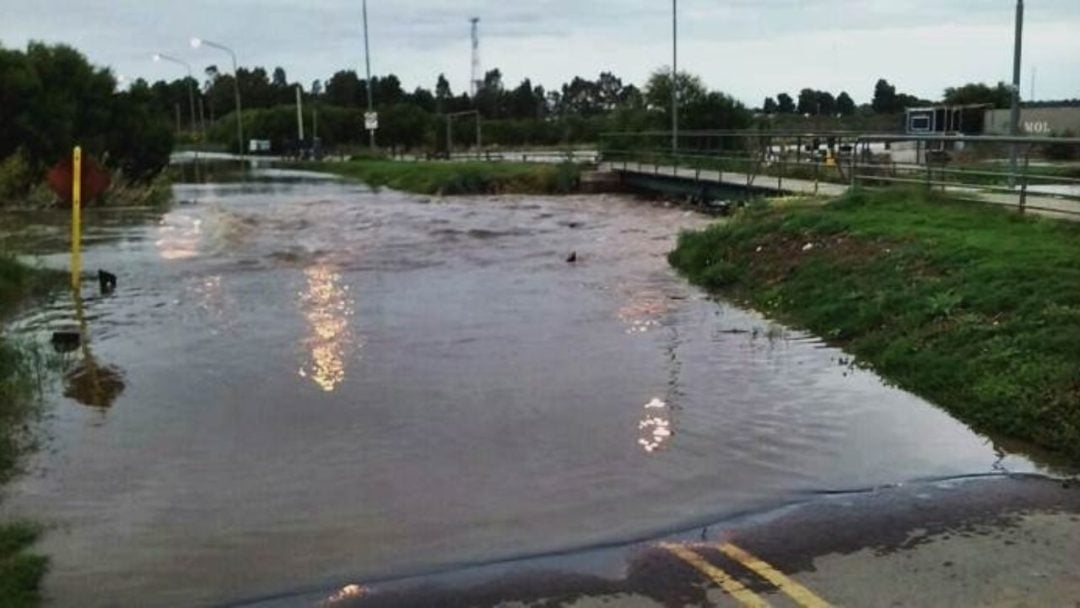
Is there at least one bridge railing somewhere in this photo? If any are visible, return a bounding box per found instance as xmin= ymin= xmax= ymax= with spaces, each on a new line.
xmin=599 ymin=130 xmax=1080 ymax=218
xmin=598 ymin=130 xmax=866 ymax=192
xmin=849 ymin=134 xmax=1080 ymax=218
xmin=404 ymin=149 xmax=599 ymax=164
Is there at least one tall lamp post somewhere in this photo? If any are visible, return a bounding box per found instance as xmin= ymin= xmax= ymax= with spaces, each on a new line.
xmin=153 ymin=53 xmax=200 ymax=141
xmin=191 ymin=37 xmax=244 ymax=157
xmin=1008 ymin=0 xmax=1024 ymax=186
xmin=363 ymin=0 xmax=376 ymax=149
xmin=672 ymin=0 xmax=678 ymax=156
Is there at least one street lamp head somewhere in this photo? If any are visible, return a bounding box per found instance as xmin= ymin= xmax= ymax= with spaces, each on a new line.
xmin=189 ymin=37 xmax=202 ymax=49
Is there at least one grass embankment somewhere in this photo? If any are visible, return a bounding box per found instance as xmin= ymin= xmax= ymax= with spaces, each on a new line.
xmin=0 ymin=256 xmax=62 ymax=607
xmin=307 ymin=159 xmax=581 ymax=195
xmin=670 ymin=189 xmax=1080 ymax=459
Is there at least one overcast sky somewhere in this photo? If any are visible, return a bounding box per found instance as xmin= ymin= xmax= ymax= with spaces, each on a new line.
xmin=2 ymin=0 xmax=1078 ymax=105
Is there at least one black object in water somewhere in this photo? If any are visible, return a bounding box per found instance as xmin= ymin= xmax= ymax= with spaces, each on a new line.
xmin=98 ymin=270 xmax=117 ymax=294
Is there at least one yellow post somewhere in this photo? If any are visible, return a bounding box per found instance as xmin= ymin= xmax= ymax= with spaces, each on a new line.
xmin=71 ymin=146 xmax=82 ymax=289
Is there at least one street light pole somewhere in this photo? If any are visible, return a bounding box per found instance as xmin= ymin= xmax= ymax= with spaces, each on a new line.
xmin=191 ymin=37 xmax=244 ymax=157
xmin=672 ymin=0 xmax=678 ymax=156
xmin=153 ymin=53 xmax=199 ymax=140
xmin=295 ymin=85 xmax=305 ymax=144
xmin=1009 ymin=0 xmax=1024 ymax=186
xmin=363 ymin=0 xmax=376 ymax=149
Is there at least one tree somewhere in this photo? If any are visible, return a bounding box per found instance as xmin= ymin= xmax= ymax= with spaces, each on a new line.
xmin=943 ymin=82 xmax=1011 ymax=109
xmin=815 ymin=91 xmax=836 ymax=116
xmin=562 ymin=76 xmax=602 ymax=116
xmin=681 ymin=91 xmax=752 ymax=131
xmin=644 ymin=69 xmax=706 ymax=116
xmin=596 ymin=72 xmax=630 ymax=111
xmin=836 ymin=91 xmax=856 ymax=116
xmin=372 ymin=74 xmax=404 ymax=106
xmin=872 ymin=78 xmax=899 ymax=113
xmin=763 ymin=97 xmax=778 ymax=114
xmin=508 ymin=78 xmax=542 ymax=119
xmin=435 ymin=73 xmax=452 ymax=111
xmin=797 ymin=88 xmax=817 ymax=115
xmin=381 ymin=103 xmax=431 ymax=151
xmin=408 ymin=86 xmax=435 ymax=113
xmin=0 ymin=42 xmax=172 ymax=181
xmin=272 ymin=67 xmax=287 ymax=88
xmin=776 ymin=92 xmax=795 ymax=114
xmin=474 ymin=68 xmax=504 ymax=118
xmin=325 ymin=70 xmax=361 ymax=107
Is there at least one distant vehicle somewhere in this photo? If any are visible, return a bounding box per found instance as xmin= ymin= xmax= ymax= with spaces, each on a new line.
xmin=248 ymin=139 xmax=272 ymax=154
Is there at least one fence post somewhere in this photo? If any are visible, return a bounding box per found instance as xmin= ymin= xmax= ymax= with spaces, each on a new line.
xmin=925 ymin=148 xmax=932 ymax=193
xmin=1019 ymin=148 xmax=1031 ymax=213
xmin=849 ymin=140 xmax=858 ymax=191
xmin=814 ymin=158 xmax=820 ymax=196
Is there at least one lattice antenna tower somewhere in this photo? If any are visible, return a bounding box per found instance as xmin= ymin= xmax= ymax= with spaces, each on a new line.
xmin=470 ymin=17 xmax=481 ymax=97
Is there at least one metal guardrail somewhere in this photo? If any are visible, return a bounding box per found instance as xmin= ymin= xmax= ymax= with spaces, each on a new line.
xmin=402 ymin=150 xmax=600 ymax=164
xmin=597 ymin=131 xmax=1080 ymax=218
xmin=848 ymin=133 xmax=1080 ymax=217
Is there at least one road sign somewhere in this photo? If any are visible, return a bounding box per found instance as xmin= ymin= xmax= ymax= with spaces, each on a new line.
xmin=364 ymin=111 xmax=379 ymax=131
xmin=46 ymin=153 xmax=110 ymax=206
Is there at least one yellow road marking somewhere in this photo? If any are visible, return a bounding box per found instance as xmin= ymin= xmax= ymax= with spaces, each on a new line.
xmin=661 ymin=543 xmax=771 ymax=608
xmin=715 ymin=543 xmax=831 ymax=608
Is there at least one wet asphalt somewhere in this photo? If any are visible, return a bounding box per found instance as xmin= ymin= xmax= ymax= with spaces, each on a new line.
xmin=285 ymin=474 xmax=1080 ymax=608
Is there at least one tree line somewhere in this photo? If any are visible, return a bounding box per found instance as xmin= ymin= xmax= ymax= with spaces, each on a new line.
xmin=150 ymin=63 xmax=752 ymax=153
xmin=1 ymin=42 xmax=174 ymax=199
xmin=760 ymin=78 xmax=1056 ymax=118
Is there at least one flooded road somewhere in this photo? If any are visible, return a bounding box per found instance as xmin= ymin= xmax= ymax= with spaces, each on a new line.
xmin=0 ymin=170 xmax=1056 ymax=606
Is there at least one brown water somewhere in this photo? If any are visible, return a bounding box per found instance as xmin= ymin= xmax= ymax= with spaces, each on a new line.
xmin=0 ymin=170 xmax=1054 ymax=606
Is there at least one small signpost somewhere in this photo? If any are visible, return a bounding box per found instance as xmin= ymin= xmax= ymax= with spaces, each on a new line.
xmin=46 ymin=147 xmax=111 ymax=288
xmin=364 ymin=111 xmax=379 ymax=132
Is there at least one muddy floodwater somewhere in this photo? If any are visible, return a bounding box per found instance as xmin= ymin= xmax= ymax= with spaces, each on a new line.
xmin=0 ymin=170 xmax=1055 ymax=606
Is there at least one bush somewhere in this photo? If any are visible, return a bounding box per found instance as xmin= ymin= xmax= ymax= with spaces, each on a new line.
xmin=0 ymin=151 xmax=33 ymax=204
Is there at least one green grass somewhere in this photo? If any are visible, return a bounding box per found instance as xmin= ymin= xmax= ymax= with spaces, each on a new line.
xmin=669 ymin=188 xmax=1080 ymax=459
xmin=0 ymin=522 xmax=47 ymax=608
xmin=305 ymin=159 xmax=582 ymax=195
xmin=0 ymin=255 xmax=61 ymax=605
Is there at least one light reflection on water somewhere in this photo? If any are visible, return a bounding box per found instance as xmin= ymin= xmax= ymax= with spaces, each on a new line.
xmin=155 ymin=214 xmax=202 ymax=260
xmin=297 ymin=262 xmax=356 ymax=392
xmin=616 ymin=289 xmax=670 ymax=334
xmin=638 ymin=397 xmax=672 ymax=453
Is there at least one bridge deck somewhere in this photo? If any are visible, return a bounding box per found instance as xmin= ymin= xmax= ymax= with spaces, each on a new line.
xmin=599 ymin=161 xmax=849 ymax=197
xmin=600 ymin=161 xmax=1080 ymax=220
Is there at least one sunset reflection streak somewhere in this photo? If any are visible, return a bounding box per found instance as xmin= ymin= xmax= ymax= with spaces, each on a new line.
xmin=298 ymin=263 xmax=356 ymax=392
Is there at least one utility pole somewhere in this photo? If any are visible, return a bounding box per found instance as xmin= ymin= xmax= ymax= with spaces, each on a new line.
xmin=672 ymin=0 xmax=678 ymax=156
xmin=470 ymin=18 xmax=481 ymax=97
xmin=363 ymin=0 xmax=376 ymax=149
xmin=1009 ymin=0 xmax=1024 ymax=186
xmin=190 ymin=38 xmax=244 ymax=157
xmin=295 ymin=85 xmax=305 ymax=143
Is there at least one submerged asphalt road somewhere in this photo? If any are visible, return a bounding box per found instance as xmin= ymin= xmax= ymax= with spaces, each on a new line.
xmin=2 ymin=169 xmax=1076 ymax=606
xmin=301 ymin=474 xmax=1080 ymax=608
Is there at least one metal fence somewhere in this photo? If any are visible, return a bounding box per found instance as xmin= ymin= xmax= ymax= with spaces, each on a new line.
xmin=597 ymin=131 xmax=1080 ymax=219
xmin=399 ymin=149 xmax=599 ymax=164
xmin=848 ymin=134 xmax=1080 ymax=218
